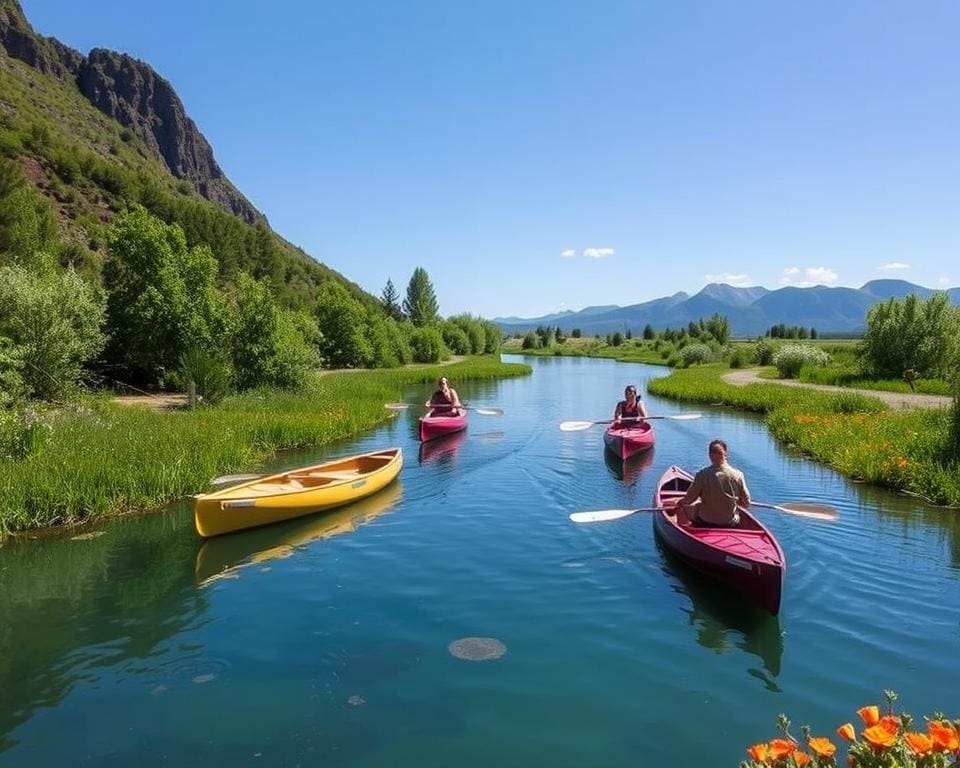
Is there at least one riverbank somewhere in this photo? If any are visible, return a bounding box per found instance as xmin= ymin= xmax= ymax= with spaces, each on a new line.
xmin=649 ymin=364 xmax=960 ymax=507
xmin=502 ymin=338 xmax=669 ymax=365
xmin=0 ymin=356 xmax=530 ymax=540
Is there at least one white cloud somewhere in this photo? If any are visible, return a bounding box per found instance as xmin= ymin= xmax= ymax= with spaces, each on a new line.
xmin=878 ymin=262 xmax=910 ymax=271
xmin=560 ymin=249 xmax=576 ymax=258
xmin=582 ymin=247 xmax=615 ymax=259
xmin=704 ymin=272 xmax=753 ymax=287
xmin=939 ymin=276 xmax=952 ymax=286
xmin=779 ymin=266 xmax=838 ymax=287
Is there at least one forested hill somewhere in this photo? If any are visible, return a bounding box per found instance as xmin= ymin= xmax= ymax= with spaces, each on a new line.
xmin=0 ymin=0 xmax=370 ymax=311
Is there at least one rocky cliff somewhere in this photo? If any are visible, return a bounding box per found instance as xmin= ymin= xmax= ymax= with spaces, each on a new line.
xmin=0 ymin=0 xmax=261 ymax=223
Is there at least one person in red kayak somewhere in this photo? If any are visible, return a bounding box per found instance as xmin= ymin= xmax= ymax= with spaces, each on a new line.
xmin=613 ymin=384 xmax=649 ymax=426
xmin=426 ymin=376 xmax=463 ymax=416
xmin=678 ymin=439 xmax=751 ymax=528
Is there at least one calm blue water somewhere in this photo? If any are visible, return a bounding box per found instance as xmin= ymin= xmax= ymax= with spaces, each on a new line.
xmin=1 ymin=355 xmax=958 ymax=766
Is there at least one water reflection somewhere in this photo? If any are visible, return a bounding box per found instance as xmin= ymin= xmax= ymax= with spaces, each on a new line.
xmin=417 ymin=430 xmax=467 ymax=466
xmin=603 ymin=446 xmax=655 ymax=486
xmin=656 ymin=538 xmax=784 ymax=688
xmin=0 ymin=509 xmax=203 ymax=752
xmin=195 ymin=480 xmax=404 ymax=585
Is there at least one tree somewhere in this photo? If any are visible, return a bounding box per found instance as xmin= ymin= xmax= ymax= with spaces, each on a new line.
xmin=0 ymin=265 xmax=106 ymax=401
xmin=612 ymin=331 xmax=623 ymax=346
xmin=103 ymin=208 xmax=229 ymax=387
xmin=625 ymin=328 xmax=632 ymax=340
xmin=643 ymin=324 xmax=655 ymax=340
xmin=403 ymin=267 xmax=439 ymax=327
xmin=704 ymin=313 xmax=730 ymax=345
xmin=522 ymin=331 xmax=539 ymax=349
xmin=572 ymin=328 xmax=582 ymax=338
xmin=380 ymin=278 xmax=403 ymax=321
xmin=860 ymin=293 xmax=959 ymax=378
xmin=314 ymin=281 xmax=373 ymax=368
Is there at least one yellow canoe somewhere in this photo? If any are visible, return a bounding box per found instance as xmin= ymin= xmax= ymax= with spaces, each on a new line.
xmin=193 ymin=447 xmax=403 ymax=538
xmin=195 ymin=479 xmax=403 ymax=584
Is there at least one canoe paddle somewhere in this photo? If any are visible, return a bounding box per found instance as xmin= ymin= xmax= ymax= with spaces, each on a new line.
xmin=569 ymin=500 xmax=838 ymax=524
xmin=385 ymin=403 xmax=504 ymax=416
xmin=559 ymin=413 xmax=702 ymax=431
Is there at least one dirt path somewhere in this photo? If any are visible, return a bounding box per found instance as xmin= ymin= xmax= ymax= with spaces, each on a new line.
xmin=721 ymin=369 xmax=952 ymax=411
xmin=112 ymin=357 xmax=469 ymax=410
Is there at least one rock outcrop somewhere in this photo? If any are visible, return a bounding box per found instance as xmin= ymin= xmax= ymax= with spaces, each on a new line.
xmin=0 ymin=0 xmax=262 ymax=223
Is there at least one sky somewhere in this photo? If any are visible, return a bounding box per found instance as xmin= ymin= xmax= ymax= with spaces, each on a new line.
xmin=23 ymin=1 xmax=960 ymax=318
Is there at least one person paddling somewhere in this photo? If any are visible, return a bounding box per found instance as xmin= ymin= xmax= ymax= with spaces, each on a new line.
xmin=426 ymin=376 xmax=462 ymax=416
xmin=613 ymin=384 xmax=648 ymax=426
xmin=678 ymin=439 xmax=750 ymax=528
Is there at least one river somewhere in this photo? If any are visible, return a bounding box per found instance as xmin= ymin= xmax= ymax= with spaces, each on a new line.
xmin=1 ymin=354 xmax=957 ymax=766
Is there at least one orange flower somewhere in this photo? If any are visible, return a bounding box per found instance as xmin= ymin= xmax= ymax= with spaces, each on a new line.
xmin=747 ymin=743 xmax=769 ymax=763
xmin=837 ymin=723 xmax=856 ymax=742
xmin=863 ymin=724 xmax=898 ymax=748
xmin=878 ymin=715 xmax=900 ymax=735
xmin=808 ymin=737 xmax=836 ymax=757
xmin=904 ymin=731 xmax=934 ymax=756
xmin=792 ymin=749 xmax=811 ymax=766
xmin=857 ymin=706 xmax=880 ymax=726
xmin=928 ymin=721 xmax=960 ymax=752
xmin=767 ymin=738 xmax=795 ymax=760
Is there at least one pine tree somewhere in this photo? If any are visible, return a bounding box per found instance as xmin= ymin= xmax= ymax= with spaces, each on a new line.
xmin=403 ymin=267 xmax=439 ymax=327
xmin=380 ymin=278 xmax=402 ymax=320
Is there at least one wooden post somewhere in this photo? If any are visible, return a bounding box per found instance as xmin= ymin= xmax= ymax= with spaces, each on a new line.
xmin=188 ymin=380 xmax=197 ymax=408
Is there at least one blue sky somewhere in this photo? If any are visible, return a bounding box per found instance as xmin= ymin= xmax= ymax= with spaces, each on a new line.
xmin=25 ymin=1 xmax=960 ymax=318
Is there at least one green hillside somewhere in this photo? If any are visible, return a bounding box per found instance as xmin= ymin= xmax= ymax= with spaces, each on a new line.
xmin=0 ymin=52 xmax=369 ymax=310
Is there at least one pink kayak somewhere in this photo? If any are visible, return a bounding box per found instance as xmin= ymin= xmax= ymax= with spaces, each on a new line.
xmin=603 ymin=421 xmax=655 ymax=461
xmin=419 ymin=410 xmax=468 ymax=442
xmin=652 ymin=465 xmax=785 ymax=615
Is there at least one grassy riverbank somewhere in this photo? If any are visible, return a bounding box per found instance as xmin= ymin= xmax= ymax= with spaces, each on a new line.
xmin=0 ymin=356 xmax=530 ymax=539
xmin=503 ymin=337 xmax=669 ymax=365
xmin=649 ymin=364 xmax=960 ymax=506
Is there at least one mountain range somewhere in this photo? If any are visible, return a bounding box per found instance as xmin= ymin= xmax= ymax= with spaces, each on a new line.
xmin=494 ymin=280 xmax=960 ymax=337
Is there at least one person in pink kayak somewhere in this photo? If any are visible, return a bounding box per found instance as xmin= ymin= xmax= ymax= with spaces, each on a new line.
xmin=613 ymin=384 xmax=648 ymax=426
xmin=679 ymin=438 xmax=751 ymax=528
xmin=426 ymin=376 xmax=463 ymax=416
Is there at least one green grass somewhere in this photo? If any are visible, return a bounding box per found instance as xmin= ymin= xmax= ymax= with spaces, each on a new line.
xmin=503 ymin=337 xmax=670 ymax=365
xmin=0 ymin=356 xmax=530 ymax=538
xmin=649 ymin=364 xmax=960 ymax=506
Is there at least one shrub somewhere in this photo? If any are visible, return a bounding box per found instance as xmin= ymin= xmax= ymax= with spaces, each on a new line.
xmin=755 ymin=339 xmax=777 ymax=366
xmin=522 ymin=331 xmax=539 ymax=350
xmin=861 ymin=293 xmax=959 ymax=378
xmin=441 ymin=322 xmax=472 ymax=355
xmin=410 ymin=326 xmax=447 ymax=363
xmin=176 ymin=347 xmax=232 ymax=405
xmin=679 ymin=343 xmax=714 ymax=367
xmin=666 ymin=353 xmax=680 ymax=367
xmin=772 ymin=344 xmax=829 ymax=379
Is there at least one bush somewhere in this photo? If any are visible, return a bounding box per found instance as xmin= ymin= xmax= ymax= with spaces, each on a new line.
xmin=772 ymin=344 xmax=829 ymax=379
xmin=666 ymin=353 xmax=681 ymax=367
xmin=441 ymin=322 xmax=472 ymax=355
xmin=176 ymin=347 xmax=232 ymax=405
xmin=0 ymin=407 xmax=48 ymax=461
xmin=729 ymin=349 xmax=746 ymax=369
xmin=861 ymin=293 xmax=959 ymax=378
xmin=522 ymin=331 xmax=539 ymax=350
xmin=679 ymin=343 xmax=714 ymax=367
xmin=755 ymin=339 xmax=777 ymax=366
xmin=0 ymin=265 xmax=106 ymax=401
xmin=410 ymin=326 xmax=448 ymax=363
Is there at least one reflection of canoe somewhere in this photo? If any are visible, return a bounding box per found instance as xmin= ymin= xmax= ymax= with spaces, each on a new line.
xmin=195 ymin=480 xmax=403 ymax=585
xmin=603 ymin=422 xmax=655 ymax=461
xmin=418 ymin=428 xmax=467 ymax=464
xmin=193 ymin=448 xmax=403 ymax=538
xmin=419 ymin=411 xmax=467 ymax=442
xmin=604 ymin=444 xmax=654 ymax=484
xmin=653 ymin=465 xmax=785 ymax=616
xmin=656 ymin=537 xmax=783 ymax=680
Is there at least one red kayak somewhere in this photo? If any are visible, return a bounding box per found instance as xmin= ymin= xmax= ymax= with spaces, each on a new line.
xmin=652 ymin=465 xmax=785 ymax=615
xmin=603 ymin=421 xmax=655 ymax=461
xmin=419 ymin=410 xmax=468 ymax=442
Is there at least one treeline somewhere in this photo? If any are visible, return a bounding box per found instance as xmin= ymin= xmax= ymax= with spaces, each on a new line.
xmin=766 ymin=324 xmax=818 ymax=339
xmin=0 ymin=157 xmax=501 ymax=412
xmin=521 ymin=313 xmax=732 ymax=350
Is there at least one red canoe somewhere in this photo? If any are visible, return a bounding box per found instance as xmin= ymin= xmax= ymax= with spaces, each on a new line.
xmin=652 ymin=465 xmax=785 ymax=615
xmin=603 ymin=422 xmax=655 ymax=461
xmin=419 ymin=410 xmax=468 ymax=442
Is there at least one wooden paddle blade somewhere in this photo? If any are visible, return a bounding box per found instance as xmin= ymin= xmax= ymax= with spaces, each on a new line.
xmin=559 ymin=421 xmax=598 ymax=431
xmin=776 ymin=502 xmax=839 ymax=521
xmin=569 ymin=507 xmax=662 ymax=523
xmin=472 ymin=407 xmax=504 ymax=416
xmin=751 ymin=500 xmax=838 ymax=521
xmin=384 ymin=403 xmax=410 ymax=410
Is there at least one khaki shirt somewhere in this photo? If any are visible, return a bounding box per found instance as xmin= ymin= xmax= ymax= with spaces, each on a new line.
xmin=681 ymin=463 xmax=750 ymax=526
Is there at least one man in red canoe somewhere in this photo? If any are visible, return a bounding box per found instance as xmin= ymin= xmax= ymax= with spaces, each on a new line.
xmin=425 ymin=376 xmax=463 ymax=416
xmin=678 ymin=439 xmax=751 ymax=528
xmin=613 ymin=384 xmax=649 ymax=425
